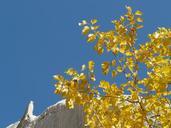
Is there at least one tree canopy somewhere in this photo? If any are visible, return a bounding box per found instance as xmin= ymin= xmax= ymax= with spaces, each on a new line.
xmin=53 ymin=6 xmax=171 ymax=128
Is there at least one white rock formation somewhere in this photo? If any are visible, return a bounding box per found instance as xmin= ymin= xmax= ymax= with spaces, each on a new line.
xmin=6 ymin=100 xmax=84 ymax=128
xmin=6 ymin=121 xmax=20 ymax=128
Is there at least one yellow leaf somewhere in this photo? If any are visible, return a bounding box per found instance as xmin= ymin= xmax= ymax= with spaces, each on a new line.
xmin=126 ymin=73 xmax=131 ymax=78
xmin=101 ymin=61 xmax=110 ymax=75
xmin=111 ymin=60 xmax=116 ymax=66
xmin=125 ymin=51 xmax=133 ymax=56
xmin=82 ymin=26 xmax=90 ymax=35
xmin=66 ymin=99 xmax=74 ymax=109
xmin=117 ymin=66 xmax=123 ymax=73
xmin=88 ymin=60 xmax=95 ymax=72
xmin=79 ymin=73 xmax=86 ymax=80
xmin=94 ymin=45 xmax=104 ymax=55
xmin=90 ymin=73 xmax=96 ymax=81
xmin=82 ymin=20 xmax=87 ymax=25
xmin=65 ymin=68 xmax=77 ymax=76
xmin=131 ymin=92 xmax=138 ymax=100
xmin=91 ymin=26 xmax=99 ymax=31
xmin=112 ymin=70 xmax=117 ymax=77
xmin=126 ymin=6 xmax=132 ymax=13
xmin=136 ymin=24 xmax=143 ymax=29
xmin=99 ymin=80 xmax=110 ymax=89
xmin=120 ymin=16 xmax=125 ymax=22
xmin=91 ymin=19 xmax=98 ymax=25
xmin=53 ymin=75 xmax=64 ymax=81
xmin=78 ymin=20 xmax=87 ymax=26
xmin=135 ymin=10 xmax=143 ymax=16
xmin=136 ymin=17 xmax=143 ymax=22
xmin=119 ymin=45 xmax=126 ymax=53
xmin=87 ymin=34 xmax=96 ymax=42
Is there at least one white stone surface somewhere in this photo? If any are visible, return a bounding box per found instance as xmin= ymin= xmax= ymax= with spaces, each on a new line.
xmin=6 ymin=100 xmax=84 ymax=128
xmin=6 ymin=121 xmax=20 ymax=128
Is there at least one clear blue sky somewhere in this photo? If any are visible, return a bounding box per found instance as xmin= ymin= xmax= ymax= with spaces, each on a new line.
xmin=0 ymin=0 xmax=171 ymax=127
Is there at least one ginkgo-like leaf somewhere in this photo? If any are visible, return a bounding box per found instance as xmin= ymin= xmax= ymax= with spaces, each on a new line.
xmin=65 ymin=68 xmax=77 ymax=76
xmin=125 ymin=73 xmax=131 ymax=78
xmin=91 ymin=26 xmax=99 ymax=31
xmin=116 ymin=66 xmax=123 ymax=73
xmin=66 ymin=99 xmax=74 ymax=109
xmin=88 ymin=60 xmax=95 ymax=72
xmin=125 ymin=6 xmax=132 ymax=13
xmin=82 ymin=20 xmax=87 ymax=25
xmin=136 ymin=17 xmax=143 ymax=22
xmin=91 ymin=19 xmax=98 ymax=25
xmin=136 ymin=24 xmax=143 ymax=29
xmin=99 ymin=80 xmax=110 ymax=89
xmin=87 ymin=34 xmax=96 ymax=42
xmin=112 ymin=70 xmax=117 ymax=77
xmin=111 ymin=60 xmax=116 ymax=66
xmin=101 ymin=61 xmax=110 ymax=75
xmin=82 ymin=26 xmax=90 ymax=35
xmin=135 ymin=10 xmax=143 ymax=16
xmin=90 ymin=73 xmax=96 ymax=81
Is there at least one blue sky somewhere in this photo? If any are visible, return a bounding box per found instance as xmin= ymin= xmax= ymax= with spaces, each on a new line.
xmin=0 ymin=0 xmax=171 ymax=127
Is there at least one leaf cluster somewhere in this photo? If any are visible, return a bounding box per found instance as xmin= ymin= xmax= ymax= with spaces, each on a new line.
xmin=54 ymin=6 xmax=171 ymax=128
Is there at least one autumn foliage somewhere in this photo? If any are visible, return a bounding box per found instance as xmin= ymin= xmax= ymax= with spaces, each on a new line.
xmin=53 ymin=6 xmax=171 ymax=127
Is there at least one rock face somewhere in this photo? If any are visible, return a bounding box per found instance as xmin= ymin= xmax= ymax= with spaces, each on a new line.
xmin=6 ymin=100 xmax=84 ymax=128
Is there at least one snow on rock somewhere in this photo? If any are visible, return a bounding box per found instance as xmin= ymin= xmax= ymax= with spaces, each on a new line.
xmin=6 ymin=100 xmax=84 ymax=128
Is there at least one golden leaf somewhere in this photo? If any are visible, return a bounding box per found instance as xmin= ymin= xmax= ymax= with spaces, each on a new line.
xmin=136 ymin=17 xmax=143 ymax=22
xmin=54 ymin=7 xmax=171 ymax=128
xmin=136 ymin=24 xmax=143 ymax=29
xmin=112 ymin=70 xmax=117 ymax=77
xmin=99 ymin=80 xmax=110 ymax=89
xmin=126 ymin=6 xmax=132 ymax=13
xmin=66 ymin=99 xmax=74 ymax=109
xmin=87 ymin=34 xmax=96 ymax=42
xmin=82 ymin=20 xmax=87 ymax=25
xmin=82 ymin=26 xmax=90 ymax=35
xmin=53 ymin=75 xmax=64 ymax=81
xmin=111 ymin=60 xmax=116 ymax=66
xmin=117 ymin=66 xmax=123 ymax=73
xmin=90 ymin=73 xmax=96 ymax=81
xmin=91 ymin=26 xmax=99 ymax=31
xmin=78 ymin=20 xmax=87 ymax=26
xmin=135 ymin=10 xmax=143 ymax=16
xmin=101 ymin=61 xmax=110 ymax=75
xmin=91 ymin=19 xmax=98 ymax=25
xmin=65 ymin=68 xmax=77 ymax=76
xmin=126 ymin=73 xmax=131 ymax=78
xmin=88 ymin=60 xmax=95 ymax=72
xmin=94 ymin=45 xmax=104 ymax=55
